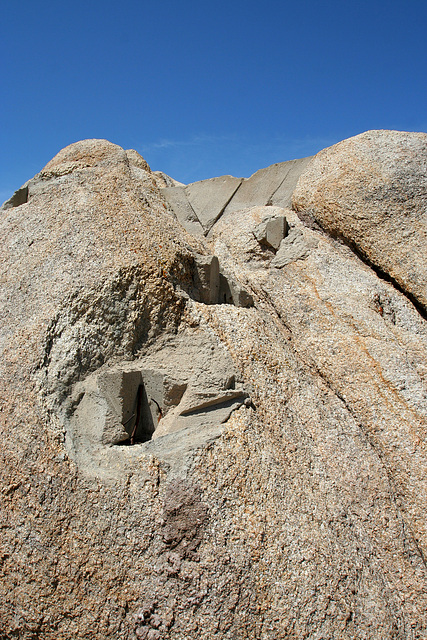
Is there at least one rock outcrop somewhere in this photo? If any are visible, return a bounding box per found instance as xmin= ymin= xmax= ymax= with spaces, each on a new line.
xmin=162 ymin=156 xmax=312 ymax=236
xmin=292 ymin=130 xmax=427 ymax=314
xmin=1 ymin=132 xmax=427 ymax=639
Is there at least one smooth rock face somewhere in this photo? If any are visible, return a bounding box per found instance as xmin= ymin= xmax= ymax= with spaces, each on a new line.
xmin=161 ymin=185 xmax=205 ymax=237
xmin=292 ymin=130 xmax=427 ymax=313
xmin=254 ymin=213 xmax=288 ymax=250
xmin=161 ymin=156 xmax=312 ymax=237
xmin=185 ymin=175 xmax=242 ymax=233
xmin=222 ymin=156 xmax=312 ymax=215
xmin=1 ymin=133 xmax=427 ymax=639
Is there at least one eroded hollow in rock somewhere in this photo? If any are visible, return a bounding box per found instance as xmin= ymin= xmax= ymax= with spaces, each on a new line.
xmin=191 ymin=253 xmax=253 ymax=308
xmin=70 ymin=367 xmax=169 ymax=448
xmin=65 ymin=329 xmax=250 ymax=475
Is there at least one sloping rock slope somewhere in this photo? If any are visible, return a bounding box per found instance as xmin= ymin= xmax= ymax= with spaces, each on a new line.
xmin=1 ymin=131 xmax=427 ymax=639
xmin=292 ymin=130 xmax=427 ymax=314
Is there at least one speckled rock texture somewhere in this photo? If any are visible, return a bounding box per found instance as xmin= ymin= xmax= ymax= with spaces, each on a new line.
xmin=1 ymin=133 xmax=427 ymax=639
xmin=292 ymin=130 xmax=427 ymax=314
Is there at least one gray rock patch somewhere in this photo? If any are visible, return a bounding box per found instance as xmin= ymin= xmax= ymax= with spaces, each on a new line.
xmin=271 ymin=227 xmax=318 ymax=268
xmin=66 ymin=327 xmax=248 ymax=476
xmin=219 ymin=269 xmax=254 ymax=307
xmin=254 ymin=214 xmax=289 ymax=251
xmin=192 ymin=254 xmax=220 ymax=304
xmin=1 ymin=183 xmax=29 ymax=210
xmin=185 ymin=175 xmax=243 ymax=233
xmin=221 ymin=157 xmax=312 ymax=217
xmin=161 ymin=186 xmax=205 ymax=237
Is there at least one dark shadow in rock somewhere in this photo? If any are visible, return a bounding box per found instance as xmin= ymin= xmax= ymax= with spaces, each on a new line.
xmin=1 ymin=185 xmax=28 ymax=210
xmin=189 ymin=253 xmax=253 ymax=308
xmin=120 ymin=381 xmax=156 ymax=445
xmin=219 ymin=273 xmax=234 ymax=305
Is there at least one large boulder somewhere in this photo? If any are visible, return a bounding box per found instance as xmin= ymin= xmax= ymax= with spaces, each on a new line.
xmin=1 ymin=135 xmax=427 ymax=639
xmin=292 ymin=130 xmax=427 ymax=313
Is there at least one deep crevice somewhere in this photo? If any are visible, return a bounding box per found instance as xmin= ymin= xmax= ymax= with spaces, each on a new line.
xmin=119 ymin=378 xmax=159 ymax=445
xmin=355 ymin=250 xmax=427 ymax=322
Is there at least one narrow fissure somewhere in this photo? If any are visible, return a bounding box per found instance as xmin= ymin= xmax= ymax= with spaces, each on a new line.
xmin=266 ymin=166 xmax=292 ymax=206
xmin=273 ymin=290 xmax=427 ymax=574
xmin=120 ymin=381 xmax=156 ymax=445
xmin=296 ymin=211 xmax=427 ymax=321
xmin=205 ymin=179 xmax=244 ymax=235
xmin=130 ymin=384 xmax=144 ymax=444
xmin=257 ymin=279 xmax=427 ymax=573
xmin=351 ymin=246 xmax=427 ymax=322
xmin=317 ymin=365 xmax=427 ymax=572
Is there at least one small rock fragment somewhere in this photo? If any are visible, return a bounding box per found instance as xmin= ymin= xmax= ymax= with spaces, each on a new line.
xmin=271 ymin=228 xmax=317 ymax=268
xmin=254 ymin=215 xmax=288 ymax=251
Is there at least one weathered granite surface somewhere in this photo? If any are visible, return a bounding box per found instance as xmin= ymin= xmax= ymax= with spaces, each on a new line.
xmin=1 ymin=132 xmax=427 ymax=639
xmin=292 ymin=130 xmax=427 ymax=314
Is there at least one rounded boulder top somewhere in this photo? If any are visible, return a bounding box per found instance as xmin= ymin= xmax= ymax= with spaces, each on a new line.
xmin=39 ymin=138 xmax=150 ymax=178
xmin=293 ymin=129 xmax=427 ymax=313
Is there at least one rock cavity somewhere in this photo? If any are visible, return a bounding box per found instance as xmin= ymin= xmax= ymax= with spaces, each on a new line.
xmin=66 ymin=327 xmax=249 ymax=476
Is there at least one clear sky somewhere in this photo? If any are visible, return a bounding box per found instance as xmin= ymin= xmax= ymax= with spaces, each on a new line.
xmin=1 ymin=0 xmax=426 ymax=201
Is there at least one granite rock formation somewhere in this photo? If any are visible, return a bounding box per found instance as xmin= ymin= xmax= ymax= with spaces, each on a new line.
xmin=292 ymin=130 xmax=427 ymax=314
xmin=1 ymin=131 xmax=427 ymax=639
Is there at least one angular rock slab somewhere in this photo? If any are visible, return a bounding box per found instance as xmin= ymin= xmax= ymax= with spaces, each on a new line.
xmin=254 ymin=214 xmax=288 ymax=250
xmin=222 ymin=157 xmax=312 ymax=216
xmin=271 ymin=227 xmax=318 ymax=268
xmin=185 ymin=175 xmax=242 ymax=233
xmin=192 ymin=253 xmax=220 ymax=304
xmin=293 ymin=130 xmax=427 ymax=313
xmin=161 ymin=185 xmax=205 ymax=237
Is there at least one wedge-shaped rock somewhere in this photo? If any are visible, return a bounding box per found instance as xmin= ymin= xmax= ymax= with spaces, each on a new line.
xmin=222 ymin=157 xmax=312 ymax=216
xmin=254 ymin=213 xmax=288 ymax=250
xmin=271 ymin=227 xmax=318 ymax=267
xmin=161 ymin=185 xmax=205 ymax=236
xmin=185 ymin=175 xmax=242 ymax=233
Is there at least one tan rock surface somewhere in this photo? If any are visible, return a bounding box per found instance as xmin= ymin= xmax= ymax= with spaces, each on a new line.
xmin=1 ymin=135 xmax=427 ymax=639
xmin=292 ymin=130 xmax=427 ymax=313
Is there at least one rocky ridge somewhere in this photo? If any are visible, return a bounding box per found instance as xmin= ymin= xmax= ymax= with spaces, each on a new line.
xmin=0 ymin=131 xmax=426 ymax=639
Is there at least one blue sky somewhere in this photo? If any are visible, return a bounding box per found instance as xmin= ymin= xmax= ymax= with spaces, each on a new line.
xmin=1 ymin=0 xmax=426 ymax=200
